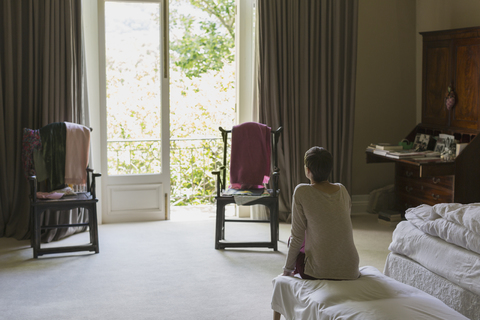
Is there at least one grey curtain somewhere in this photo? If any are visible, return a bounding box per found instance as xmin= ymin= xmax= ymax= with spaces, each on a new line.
xmin=0 ymin=0 xmax=87 ymax=241
xmin=257 ymin=0 xmax=358 ymax=221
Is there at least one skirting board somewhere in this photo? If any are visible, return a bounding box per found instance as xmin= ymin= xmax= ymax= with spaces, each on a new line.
xmin=351 ymin=194 xmax=369 ymax=214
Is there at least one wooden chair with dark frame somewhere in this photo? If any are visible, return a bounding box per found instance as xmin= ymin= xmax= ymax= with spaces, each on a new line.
xmin=212 ymin=123 xmax=282 ymax=251
xmin=24 ymin=123 xmax=101 ymax=258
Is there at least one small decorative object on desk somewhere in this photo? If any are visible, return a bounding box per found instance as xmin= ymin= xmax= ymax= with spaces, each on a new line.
xmin=445 ymin=85 xmax=456 ymax=110
xmin=441 ymin=147 xmax=455 ymax=161
xmin=399 ymin=139 xmax=414 ymax=150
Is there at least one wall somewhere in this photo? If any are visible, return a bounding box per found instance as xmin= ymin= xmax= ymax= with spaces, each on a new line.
xmin=352 ymin=0 xmax=417 ymax=196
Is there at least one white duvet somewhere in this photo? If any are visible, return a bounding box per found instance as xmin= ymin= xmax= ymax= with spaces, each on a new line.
xmin=389 ymin=221 xmax=480 ymax=296
xmin=271 ymin=266 xmax=468 ymax=320
xmin=405 ymin=203 xmax=480 ymax=254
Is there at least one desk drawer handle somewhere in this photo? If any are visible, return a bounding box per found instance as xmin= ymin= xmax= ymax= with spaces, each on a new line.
xmin=406 ymin=171 xmax=413 ymax=177
xmin=432 ymin=177 xmax=440 ymax=184
xmin=405 ymin=186 xmax=413 ymax=193
xmin=432 ymin=194 xmax=440 ymax=200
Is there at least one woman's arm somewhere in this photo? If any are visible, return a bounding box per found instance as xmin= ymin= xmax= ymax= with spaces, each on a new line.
xmin=283 ymin=188 xmax=307 ymax=273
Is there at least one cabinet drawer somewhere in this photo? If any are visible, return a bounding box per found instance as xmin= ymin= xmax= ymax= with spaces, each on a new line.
xmin=397 ymin=184 xmax=453 ymax=206
xmin=396 ymin=175 xmax=453 ymax=193
xmin=396 ymin=163 xmax=421 ymax=179
xmin=420 ymin=175 xmax=453 ymax=190
xmin=395 ymin=161 xmax=455 ymax=179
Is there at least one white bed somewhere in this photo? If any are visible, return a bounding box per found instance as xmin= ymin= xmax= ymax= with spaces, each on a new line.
xmin=385 ymin=252 xmax=480 ymax=319
xmin=271 ymin=266 xmax=468 ymax=320
xmin=384 ymin=203 xmax=480 ymax=320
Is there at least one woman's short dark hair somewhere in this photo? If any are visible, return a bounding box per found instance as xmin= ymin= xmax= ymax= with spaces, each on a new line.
xmin=304 ymin=147 xmax=333 ymax=183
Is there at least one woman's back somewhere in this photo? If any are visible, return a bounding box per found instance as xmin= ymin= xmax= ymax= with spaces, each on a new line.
xmin=294 ymin=183 xmax=360 ymax=280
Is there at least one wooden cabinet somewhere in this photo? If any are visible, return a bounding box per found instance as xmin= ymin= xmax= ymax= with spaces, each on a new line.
xmin=422 ymin=39 xmax=450 ymax=127
xmin=367 ymin=27 xmax=480 ymax=211
xmin=422 ymin=27 xmax=480 ymax=130
xmin=452 ymin=37 xmax=480 ymax=130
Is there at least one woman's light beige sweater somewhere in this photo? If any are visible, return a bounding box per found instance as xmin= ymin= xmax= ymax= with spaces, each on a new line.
xmin=283 ymin=183 xmax=360 ymax=280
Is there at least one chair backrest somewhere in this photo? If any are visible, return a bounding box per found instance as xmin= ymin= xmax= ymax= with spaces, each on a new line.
xmin=217 ymin=123 xmax=282 ymax=195
xmin=22 ymin=122 xmax=92 ymax=193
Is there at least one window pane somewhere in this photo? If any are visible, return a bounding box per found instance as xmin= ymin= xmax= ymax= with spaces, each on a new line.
xmin=105 ymin=1 xmax=161 ymax=175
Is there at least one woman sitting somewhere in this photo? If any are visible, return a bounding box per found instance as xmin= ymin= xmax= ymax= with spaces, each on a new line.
xmin=273 ymin=146 xmax=360 ymax=320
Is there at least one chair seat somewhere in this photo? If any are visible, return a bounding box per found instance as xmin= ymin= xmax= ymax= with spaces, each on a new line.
xmin=223 ymin=188 xmax=268 ymax=196
xmin=32 ymin=193 xmax=95 ymax=208
xmin=30 ymin=193 xmax=100 ymax=258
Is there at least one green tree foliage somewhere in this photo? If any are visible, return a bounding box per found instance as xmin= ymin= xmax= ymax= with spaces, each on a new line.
xmin=170 ymin=0 xmax=236 ymax=78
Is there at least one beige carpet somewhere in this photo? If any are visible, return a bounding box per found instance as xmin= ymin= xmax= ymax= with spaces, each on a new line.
xmin=0 ymin=207 xmax=393 ymax=320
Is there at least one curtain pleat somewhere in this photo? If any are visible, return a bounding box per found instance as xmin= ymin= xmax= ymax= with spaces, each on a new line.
xmin=0 ymin=0 xmax=87 ymax=241
xmin=258 ymin=0 xmax=358 ymax=221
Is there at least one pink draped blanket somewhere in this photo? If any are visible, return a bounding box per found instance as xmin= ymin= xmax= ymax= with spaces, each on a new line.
xmin=229 ymin=122 xmax=271 ymax=189
xmin=64 ymin=122 xmax=90 ymax=185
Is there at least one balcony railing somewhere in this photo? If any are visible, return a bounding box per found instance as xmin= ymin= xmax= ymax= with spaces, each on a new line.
xmin=107 ymin=139 xmax=162 ymax=175
xmin=107 ymin=136 xmax=230 ymax=205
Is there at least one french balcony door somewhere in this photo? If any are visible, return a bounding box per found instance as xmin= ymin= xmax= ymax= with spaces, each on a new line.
xmin=99 ymin=0 xmax=170 ymax=223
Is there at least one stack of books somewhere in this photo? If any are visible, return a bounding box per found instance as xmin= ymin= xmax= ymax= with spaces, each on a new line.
xmin=385 ymin=150 xmax=429 ymax=159
xmin=374 ymin=144 xmax=404 ymax=151
xmin=367 ymin=143 xmax=403 ymax=152
xmin=378 ymin=209 xmax=402 ymax=226
xmin=367 ymin=143 xmax=404 ymax=154
xmin=367 ymin=143 xmax=442 ymax=160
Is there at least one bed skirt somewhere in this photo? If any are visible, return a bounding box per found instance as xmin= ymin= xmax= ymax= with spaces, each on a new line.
xmin=384 ymin=252 xmax=480 ymax=320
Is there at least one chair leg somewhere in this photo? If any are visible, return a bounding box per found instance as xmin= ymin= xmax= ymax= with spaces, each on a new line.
xmin=32 ymin=208 xmax=41 ymax=259
xmin=93 ymin=207 xmax=99 ymax=254
xmin=215 ymin=201 xmax=229 ymax=249
xmin=88 ymin=204 xmax=99 ymax=254
xmin=221 ymin=206 xmax=226 ymax=240
xmin=273 ymin=202 xmax=279 ymax=241
xmin=30 ymin=207 xmax=34 ymax=249
xmin=269 ymin=203 xmax=278 ymax=251
xmin=273 ymin=203 xmax=279 ymax=251
xmin=87 ymin=208 xmax=93 ymax=245
xmin=215 ymin=202 xmax=224 ymax=249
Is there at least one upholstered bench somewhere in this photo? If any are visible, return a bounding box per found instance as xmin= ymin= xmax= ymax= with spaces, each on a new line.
xmin=271 ymin=266 xmax=468 ymax=320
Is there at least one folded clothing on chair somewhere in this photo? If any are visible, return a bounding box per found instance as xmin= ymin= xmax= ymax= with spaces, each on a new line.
xmin=39 ymin=122 xmax=66 ymax=191
xmin=65 ymin=122 xmax=90 ymax=185
xmin=229 ymin=122 xmax=271 ymax=189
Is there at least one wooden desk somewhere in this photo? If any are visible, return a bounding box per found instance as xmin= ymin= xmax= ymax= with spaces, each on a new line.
xmin=366 ymin=122 xmax=480 ymax=209
xmin=366 ymin=152 xmax=457 ymax=210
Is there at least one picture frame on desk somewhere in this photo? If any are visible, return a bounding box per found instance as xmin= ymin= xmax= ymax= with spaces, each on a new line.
xmin=435 ymin=134 xmax=455 ymax=154
xmin=413 ymin=133 xmax=431 ymax=151
xmin=434 ymin=138 xmax=446 ymax=153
